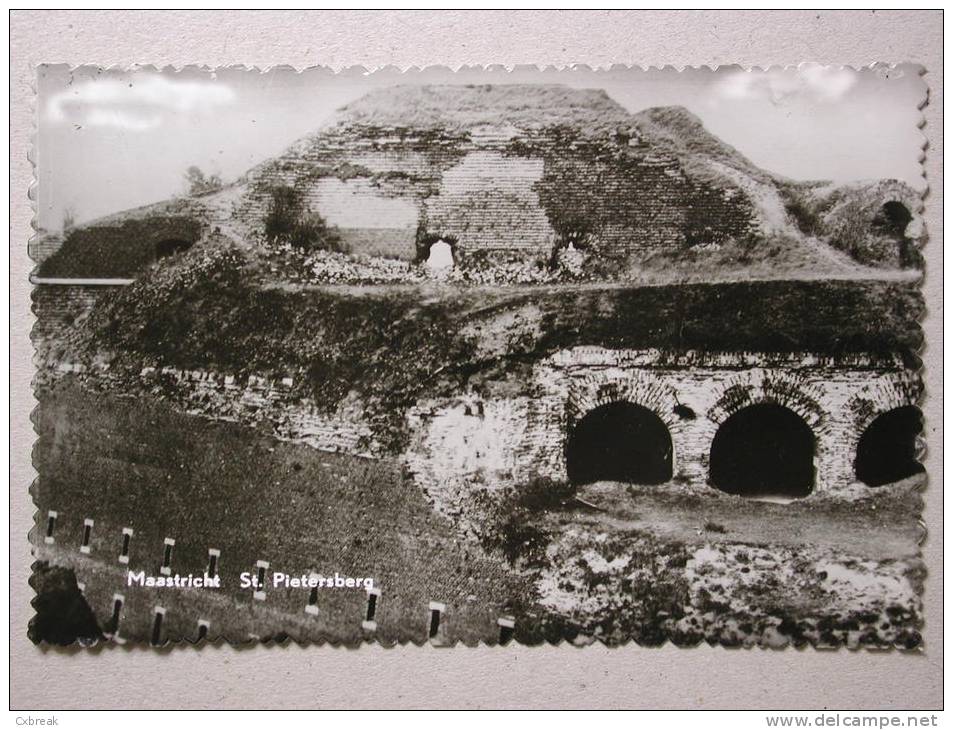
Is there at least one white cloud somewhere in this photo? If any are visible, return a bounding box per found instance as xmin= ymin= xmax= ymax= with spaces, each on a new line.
xmin=45 ymin=75 xmax=235 ymax=130
xmin=714 ymin=66 xmax=858 ymax=105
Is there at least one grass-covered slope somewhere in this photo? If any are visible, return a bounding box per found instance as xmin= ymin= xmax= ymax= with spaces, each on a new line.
xmin=33 ymin=381 xmax=521 ymax=645
xmin=53 ymin=238 xmax=922 ymax=448
xmin=331 ymin=83 xmax=635 ymax=134
xmin=634 ymin=105 xmax=774 ymax=183
xmin=37 ymin=200 xmax=204 ymax=279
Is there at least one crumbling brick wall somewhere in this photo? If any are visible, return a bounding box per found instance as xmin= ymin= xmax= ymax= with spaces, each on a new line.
xmin=230 ymin=123 xmax=759 ymax=269
xmin=231 ymin=127 xmax=467 ymax=260
xmin=39 ymin=363 xmax=379 ymax=457
xmin=406 ymin=347 xmax=920 ymax=514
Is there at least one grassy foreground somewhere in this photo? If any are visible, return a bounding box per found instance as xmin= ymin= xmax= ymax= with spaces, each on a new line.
xmin=33 ymin=381 xmax=524 ymax=645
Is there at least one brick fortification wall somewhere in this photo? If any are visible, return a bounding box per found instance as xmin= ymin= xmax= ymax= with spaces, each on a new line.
xmin=230 ymin=121 xmax=758 ymax=267
xmin=40 ymin=363 xmax=379 ymax=458
xmin=405 ymin=347 xmax=920 ymax=515
xmin=41 ymin=341 xmax=919 ymax=523
xmin=33 ymin=279 xmax=919 ymax=510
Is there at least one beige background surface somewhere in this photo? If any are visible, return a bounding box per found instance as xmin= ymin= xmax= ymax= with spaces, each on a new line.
xmin=9 ymin=10 xmax=943 ymax=710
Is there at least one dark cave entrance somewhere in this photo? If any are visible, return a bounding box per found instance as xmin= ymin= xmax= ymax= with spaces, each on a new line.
xmin=854 ymin=406 xmax=924 ymax=487
xmin=566 ymin=401 xmax=673 ymax=486
xmin=155 ymin=238 xmax=194 ymax=260
xmin=873 ymin=201 xmax=919 ymax=268
xmin=709 ymin=403 xmax=815 ymax=498
xmin=874 ymin=201 xmax=913 ymax=239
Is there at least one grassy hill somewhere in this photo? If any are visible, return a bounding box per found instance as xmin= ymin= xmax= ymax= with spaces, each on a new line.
xmin=330 ymin=83 xmax=635 ymax=134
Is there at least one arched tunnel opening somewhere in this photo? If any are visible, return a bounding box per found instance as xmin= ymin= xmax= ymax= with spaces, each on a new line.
xmin=425 ymin=239 xmax=454 ymax=270
xmin=854 ymin=406 xmax=925 ymax=487
xmin=566 ymin=401 xmax=673 ymax=486
xmin=709 ymin=403 xmax=815 ymax=498
xmin=155 ymin=238 xmax=194 ymax=260
xmin=873 ymin=201 xmax=920 ymax=268
xmin=416 ymin=232 xmax=457 ymax=269
xmin=874 ymin=201 xmax=913 ymax=239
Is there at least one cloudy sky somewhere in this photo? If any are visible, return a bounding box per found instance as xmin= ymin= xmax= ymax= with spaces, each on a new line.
xmin=35 ymin=64 xmax=926 ymax=230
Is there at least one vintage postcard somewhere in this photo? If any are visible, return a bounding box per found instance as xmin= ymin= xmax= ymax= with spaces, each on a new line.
xmin=29 ymin=64 xmax=927 ymax=648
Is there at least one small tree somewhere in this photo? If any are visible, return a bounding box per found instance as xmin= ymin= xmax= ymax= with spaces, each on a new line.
xmin=264 ymin=185 xmax=302 ymax=241
xmin=184 ymin=165 xmax=223 ymax=196
xmin=61 ymin=206 xmax=77 ymax=232
xmin=264 ymin=185 xmax=345 ymax=253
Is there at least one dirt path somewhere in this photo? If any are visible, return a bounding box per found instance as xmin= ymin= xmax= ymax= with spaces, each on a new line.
xmin=798 ymin=234 xmax=920 ymax=282
xmin=551 ymin=480 xmax=922 ymax=561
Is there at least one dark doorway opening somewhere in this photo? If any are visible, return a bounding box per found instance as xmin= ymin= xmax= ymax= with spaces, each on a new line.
xmin=873 ymin=201 xmax=919 ymax=268
xmin=155 ymin=238 xmax=193 ymax=260
xmin=873 ymin=201 xmax=913 ymax=239
xmin=709 ymin=403 xmax=815 ymax=498
xmin=854 ymin=406 xmax=924 ymax=487
xmin=566 ymin=401 xmax=673 ymax=486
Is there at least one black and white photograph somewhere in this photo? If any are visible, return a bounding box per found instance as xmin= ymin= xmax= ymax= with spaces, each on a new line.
xmin=29 ymin=62 xmax=928 ymax=649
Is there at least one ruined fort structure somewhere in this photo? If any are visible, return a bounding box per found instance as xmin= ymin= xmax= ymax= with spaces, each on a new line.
xmin=34 ymin=84 xmax=924 ymax=279
xmin=406 ymin=349 xmax=921 ymax=519
xmin=32 ymin=84 xmax=924 ymax=516
xmin=35 ymin=342 xmax=922 ymax=520
xmin=30 ymin=83 xmax=926 ymax=647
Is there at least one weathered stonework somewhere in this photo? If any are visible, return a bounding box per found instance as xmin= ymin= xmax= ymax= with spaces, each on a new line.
xmin=33 ymin=271 xmax=922 ymax=519
xmin=231 ymin=119 xmax=757 ymax=269
xmin=39 ymin=363 xmax=380 ymax=458
xmin=36 ymin=85 xmax=925 ymax=286
xmin=405 ymin=347 xmax=920 ymax=517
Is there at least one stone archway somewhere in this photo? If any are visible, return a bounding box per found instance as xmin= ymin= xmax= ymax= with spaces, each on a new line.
xmin=707 ymin=371 xmax=826 ymax=433
xmin=873 ymin=200 xmax=918 ymax=268
xmin=425 ymin=239 xmax=454 ymax=270
xmin=874 ymin=201 xmax=913 ymax=239
xmin=565 ymin=401 xmax=673 ymax=486
xmin=854 ymin=406 xmax=924 ymax=487
xmin=709 ymin=403 xmax=815 ymax=498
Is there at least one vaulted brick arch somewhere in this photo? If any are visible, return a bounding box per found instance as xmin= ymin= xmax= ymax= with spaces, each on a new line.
xmin=703 ymin=371 xmax=826 ymax=498
xmin=846 ymin=372 xmax=922 ymax=438
xmin=874 ymin=200 xmax=914 ymax=238
xmin=709 ymin=403 xmax=816 ymax=498
xmin=706 ymin=370 xmax=827 ymax=432
xmin=846 ymin=372 xmax=923 ymax=487
xmin=869 ymin=182 xmax=924 ymax=241
xmin=564 ymin=371 xmax=684 ymax=483
xmin=565 ymin=371 xmax=680 ymax=431
xmin=566 ymin=401 xmax=673 ymax=485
